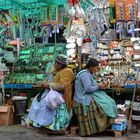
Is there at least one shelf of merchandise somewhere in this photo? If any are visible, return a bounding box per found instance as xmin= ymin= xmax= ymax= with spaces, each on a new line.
xmin=96 ymin=47 xmax=109 ymax=50
xmin=108 ymin=58 xmax=123 ymax=61
xmin=122 ymin=45 xmax=133 ymax=48
xmin=4 ymin=84 xmax=33 ymax=89
xmin=132 ymin=59 xmax=140 ymax=61
xmin=2 ymin=84 xmax=135 ymax=90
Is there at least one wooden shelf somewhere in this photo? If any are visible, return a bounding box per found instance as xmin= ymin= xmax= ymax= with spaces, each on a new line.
xmin=132 ymin=59 xmax=140 ymax=61
xmin=96 ymin=47 xmax=109 ymax=50
xmin=96 ymin=53 xmax=109 ymax=56
xmin=109 ymin=53 xmax=121 ymax=55
xmin=122 ymin=45 xmax=133 ymax=48
xmin=133 ymin=51 xmax=140 ymax=54
xmin=108 ymin=58 xmax=123 ymax=61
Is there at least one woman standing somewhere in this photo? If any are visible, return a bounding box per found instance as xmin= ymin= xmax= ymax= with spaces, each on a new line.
xmin=28 ymin=54 xmax=74 ymax=133
xmin=73 ymin=58 xmax=118 ymax=136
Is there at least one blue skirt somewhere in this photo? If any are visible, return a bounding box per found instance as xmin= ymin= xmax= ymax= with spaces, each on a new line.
xmin=28 ymin=90 xmax=72 ymax=130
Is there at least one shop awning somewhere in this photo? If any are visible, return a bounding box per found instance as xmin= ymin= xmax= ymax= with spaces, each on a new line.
xmin=0 ymin=0 xmax=67 ymax=10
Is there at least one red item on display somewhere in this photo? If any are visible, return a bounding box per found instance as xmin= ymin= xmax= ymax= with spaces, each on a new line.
xmin=69 ymin=0 xmax=79 ymax=5
xmin=83 ymin=38 xmax=92 ymax=43
xmin=20 ymin=93 xmax=27 ymax=97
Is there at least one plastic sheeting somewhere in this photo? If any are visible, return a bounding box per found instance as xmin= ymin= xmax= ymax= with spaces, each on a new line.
xmin=0 ymin=0 xmax=67 ymax=10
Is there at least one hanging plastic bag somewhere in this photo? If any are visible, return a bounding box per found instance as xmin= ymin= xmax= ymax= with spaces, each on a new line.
xmin=45 ymin=88 xmax=65 ymax=110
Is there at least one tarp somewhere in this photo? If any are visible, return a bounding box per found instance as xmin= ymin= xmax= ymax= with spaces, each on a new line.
xmin=0 ymin=0 xmax=67 ymax=10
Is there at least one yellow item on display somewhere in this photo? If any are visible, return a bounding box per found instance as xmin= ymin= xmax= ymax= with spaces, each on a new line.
xmin=109 ymin=0 xmax=115 ymax=5
xmin=109 ymin=0 xmax=116 ymax=23
xmin=48 ymin=5 xmax=59 ymax=25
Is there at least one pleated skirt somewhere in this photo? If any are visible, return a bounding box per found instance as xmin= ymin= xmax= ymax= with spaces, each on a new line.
xmin=73 ymin=99 xmax=114 ymax=136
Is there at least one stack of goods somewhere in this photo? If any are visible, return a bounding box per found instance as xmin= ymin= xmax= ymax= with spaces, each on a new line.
xmin=96 ymin=43 xmax=109 ymax=66
xmin=112 ymin=114 xmax=127 ymax=131
xmin=132 ymin=96 xmax=140 ymax=121
xmin=109 ymin=0 xmax=137 ymax=38
xmin=66 ymin=38 xmax=77 ymax=71
xmin=4 ymin=44 xmax=65 ymax=84
xmin=64 ymin=1 xmax=94 ymax=71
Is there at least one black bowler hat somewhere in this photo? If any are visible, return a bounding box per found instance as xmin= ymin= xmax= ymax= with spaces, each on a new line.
xmin=55 ymin=54 xmax=67 ymax=65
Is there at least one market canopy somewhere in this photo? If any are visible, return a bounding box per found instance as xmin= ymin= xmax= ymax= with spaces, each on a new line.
xmin=0 ymin=0 xmax=67 ymax=10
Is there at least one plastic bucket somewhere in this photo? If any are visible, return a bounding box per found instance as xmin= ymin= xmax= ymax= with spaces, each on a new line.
xmin=13 ymin=96 xmax=27 ymax=115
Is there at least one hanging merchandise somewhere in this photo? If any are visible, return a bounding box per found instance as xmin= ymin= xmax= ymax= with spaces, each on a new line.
xmin=0 ymin=58 xmax=8 ymax=72
xmin=127 ymin=21 xmax=135 ymax=36
xmin=83 ymin=0 xmax=109 ymax=38
xmin=115 ymin=0 xmax=125 ymax=21
xmin=74 ymin=2 xmax=86 ymax=18
xmin=64 ymin=3 xmax=76 ymax=18
xmin=41 ymin=6 xmax=49 ymax=24
xmin=66 ymin=38 xmax=77 ymax=64
xmin=109 ymin=0 xmax=116 ymax=23
xmin=81 ymin=38 xmax=93 ymax=54
xmin=64 ymin=2 xmax=86 ymax=39
xmin=124 ymin=0 xmax=137 ymax=21
xmin=116 ymin=21 xmax=124 ymax=39
xmin=4 ymin=51 xmax=16 ymax=63
xmin=71 ymin=18 xmax=86 ymax=38
xmin=58 ymin=5 xmax=64 ymax=25
xmin=137 ymin=0 xmax=140 ymax=21
xmin=48 ymin=5 xmax=59 ymax=25
xmin=114 ymin=0 xmax=137 ymax=21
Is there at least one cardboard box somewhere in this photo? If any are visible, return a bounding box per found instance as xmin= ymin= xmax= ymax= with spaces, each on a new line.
xmin=0 ymin=105 xmax=14 ymax=126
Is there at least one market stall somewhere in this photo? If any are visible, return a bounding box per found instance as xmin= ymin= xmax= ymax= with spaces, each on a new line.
xmin=0 ymin=0 xmax=140 ymax=137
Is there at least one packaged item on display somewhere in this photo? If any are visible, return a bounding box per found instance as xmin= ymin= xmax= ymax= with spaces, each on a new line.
xmin=116 ymin=22 xmax=124 ymax=33
xmin=4 ymin=51 xmax=16 ymax=63
xmin=127 ymin=21 xmax=135 ymax=35
xmin=48 ymin=6 xmax=59 ymax=24
xmin=81 ymin=38 xmax=93 ymax=54
xmin=112 ymin=121 xmax=127 ymax=131
xmin=71 ymin=18 xmax=86 ymax=38
xmin=109 ymin=0 xmax=116 ymax=23
xmin=0 ymin=59 xmax=8 ymax=72
xmin=137 ymin=0 xmax=140 ymax=21
xmin=74 ymin=3 xmax=85 ymax=18
xmin=115 ymin=0 xmax=124 ymax=21
xmin=132 ymin=101 xmax=140 ymax=121
xmin=124 ymin=0 xmax=137 ymax=21
xmin=40 ymin=7 xmax=48 ymax=23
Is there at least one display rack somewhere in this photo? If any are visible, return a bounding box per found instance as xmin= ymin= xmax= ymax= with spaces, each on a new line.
xmin=4 ymin=43 xmax=66 ymax=85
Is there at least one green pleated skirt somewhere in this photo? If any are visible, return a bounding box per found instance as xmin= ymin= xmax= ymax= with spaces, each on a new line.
xmin=73 ymin=99 xmax=114 ymax=136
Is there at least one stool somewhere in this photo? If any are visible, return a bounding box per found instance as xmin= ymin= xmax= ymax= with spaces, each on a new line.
xmin=70 ymin=126 xmax=79 ymax=135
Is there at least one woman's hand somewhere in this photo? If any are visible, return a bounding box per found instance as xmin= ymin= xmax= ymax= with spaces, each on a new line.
xmin=42 ymin=83 xmax=49 ymax=89
xmin=33 ymin=84 xmax=42 ymax=88
xmin=98 ymin=83 xmax=106 ymax=90
xmin=102 ymin=81 xmax=108 ymax=86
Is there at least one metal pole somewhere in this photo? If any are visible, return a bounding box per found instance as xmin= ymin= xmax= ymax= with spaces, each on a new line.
xmin=127 ymin=67 xmax=140 ymax=134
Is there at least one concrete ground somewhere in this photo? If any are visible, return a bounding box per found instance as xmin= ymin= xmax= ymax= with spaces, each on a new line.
xmin=0 ymin=125 xmax=139 ymax=140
